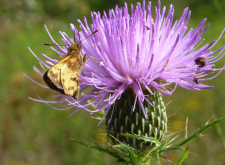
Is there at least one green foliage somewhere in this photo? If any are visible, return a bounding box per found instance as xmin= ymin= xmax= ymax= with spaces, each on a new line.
xmin=67 ymin=117 xmax=225 ymax=164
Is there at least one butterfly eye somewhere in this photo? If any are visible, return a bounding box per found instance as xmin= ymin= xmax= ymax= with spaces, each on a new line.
xmin=77 ymin=44 xmax=81 ymax=51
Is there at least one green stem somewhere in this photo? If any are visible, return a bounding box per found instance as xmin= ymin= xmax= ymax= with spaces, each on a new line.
xmin=127 ymin=149 xmax=141 ymax=165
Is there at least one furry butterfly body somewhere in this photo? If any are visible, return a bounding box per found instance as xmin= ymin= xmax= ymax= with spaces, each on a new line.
xmin=43 ymin=43 xmax=87 ymax=100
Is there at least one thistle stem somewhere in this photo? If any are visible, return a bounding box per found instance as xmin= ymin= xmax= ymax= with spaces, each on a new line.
xmin=161 ymin=117 xmax=225 ymax=152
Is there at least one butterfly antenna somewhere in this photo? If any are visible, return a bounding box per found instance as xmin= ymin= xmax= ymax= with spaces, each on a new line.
xmin=79 ymin=29 xmax=81 ymax=42
xmin=74 ymin=27 xmax=77 ymax=44
xmin=45 ymin=30 xmax=98 ymax=46
xmin=79 ymin=30 xmax=98 ymax=43
xmin=44 ymin=43 xmax=66 ymax=46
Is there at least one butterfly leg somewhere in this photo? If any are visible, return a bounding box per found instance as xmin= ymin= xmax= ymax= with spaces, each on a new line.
xmin=83 ymin=54 xmax=88 ymax=63
xmin=81 ymin=54 xmax=88 ymax=76
xmin=72 ymin=89 xmax=79 ymax=100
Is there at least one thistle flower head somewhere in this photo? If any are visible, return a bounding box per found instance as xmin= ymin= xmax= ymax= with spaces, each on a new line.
xmin=27 ymin=0 xmax=225 ymax=123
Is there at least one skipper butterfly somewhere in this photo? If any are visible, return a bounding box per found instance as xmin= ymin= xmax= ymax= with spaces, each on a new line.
xmin=43 ymin=30 xmax=98 ymax=100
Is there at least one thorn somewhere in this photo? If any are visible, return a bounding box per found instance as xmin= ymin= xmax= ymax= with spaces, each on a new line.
xmin=186 ymin=145 xmax=189 ymax=151
xmin=205 ymin=116 xmax=214 ymax=125
xmin=162 ymin=156 xmax=175 ymax=164
xmin=63 ymin=134 xmax=73 ymax=140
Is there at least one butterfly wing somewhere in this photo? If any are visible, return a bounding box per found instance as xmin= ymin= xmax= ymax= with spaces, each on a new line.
xmin=43 ymin=44 xmax=84 ymax=100
xmin=44 ymin=55 xmax=70 ymax=90
xmin=61 ymin=55 xmax=82 ymax=100
xmin=43 ymin=71 xmax=65 ymax=94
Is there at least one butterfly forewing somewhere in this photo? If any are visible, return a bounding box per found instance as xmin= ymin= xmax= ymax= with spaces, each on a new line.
xmin=46 ymin=55 xmax=72 ymax=90
xmin=61 ymin=55 xmax=82 ymax=100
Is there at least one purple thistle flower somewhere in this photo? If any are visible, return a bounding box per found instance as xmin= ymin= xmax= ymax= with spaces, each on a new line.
xmin=26 ymin=0 xmax=225 ymax=124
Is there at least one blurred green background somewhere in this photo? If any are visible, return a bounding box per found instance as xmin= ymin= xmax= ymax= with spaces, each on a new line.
xmin=0 ymin=0 xmax=225 ymax=164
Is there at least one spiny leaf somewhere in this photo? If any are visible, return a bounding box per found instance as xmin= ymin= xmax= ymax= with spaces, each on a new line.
xmin=161 ymin=117 xmax=225 ymax=152
xmin=176 ymin=146 xmax=189 ymax=165
xmin=122 ymin=133 xmax=161 ymax=146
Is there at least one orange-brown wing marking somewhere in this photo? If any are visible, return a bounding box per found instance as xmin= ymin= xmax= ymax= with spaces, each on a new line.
xmin=61 ymin=56 xmax=82 ymax=100
xmin=46 ymin=55 xmax=71 ymax=89
xmin=58 ymin=54 xmax=69 ymax=62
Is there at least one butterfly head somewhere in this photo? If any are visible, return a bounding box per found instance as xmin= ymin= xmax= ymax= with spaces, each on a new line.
xmin=67 ymin=43 xmax=81 ymax=54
